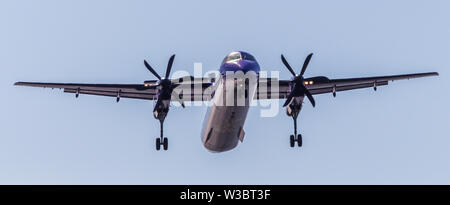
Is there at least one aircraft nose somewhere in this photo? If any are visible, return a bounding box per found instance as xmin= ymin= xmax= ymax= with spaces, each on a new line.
xmin=220 ymin=60 xmax=260 ymax=74
xmin=240 ymin=60 xmax=260 ymax=73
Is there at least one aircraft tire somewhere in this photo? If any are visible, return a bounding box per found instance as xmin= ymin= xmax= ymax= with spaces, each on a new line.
xmin=290 ymin=135 xmax=295 ymax=147
xmin=156 ymin=138 xmax=161 ymax=151
xmin=297 ymin=134 xmax=302 ymax=147
xmin=163 ymin=138 xmax=168 ymax=150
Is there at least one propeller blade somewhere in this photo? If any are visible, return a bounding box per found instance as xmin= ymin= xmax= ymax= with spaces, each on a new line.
xmin=281 ymin=55 xmax=296 ymax=76
xmin=304 ymin=88 xmax=316 ymax=107
xmin=144 ymin=60 xmax=161 ymax=80
xmin=300 ymin=53 xmax=313 ymax=76
xmin=179 ymin=100 xmax=185 ymax=108
xmin=283 ymin=94 xmax=293 ymax=107
xmin=165 ymin=54 xmax=175 ymax=79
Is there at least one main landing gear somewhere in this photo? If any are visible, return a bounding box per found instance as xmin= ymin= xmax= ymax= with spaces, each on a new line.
xmin=287 ymin=103 xmax=303 ymax=148
xmin=156 ymin=119 xmax=168 ymax=151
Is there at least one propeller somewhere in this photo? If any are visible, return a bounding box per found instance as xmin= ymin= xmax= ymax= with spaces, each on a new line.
xmin=165 ymin=54 xmax=175 ymax=79
xmin=143 ymin=55 xmax=184 ymax=107
xmin=281 ymin=53 xmax=316 ymax=108
xmin=144 ymin=60 xmax=162 ymax=80
xmin=143 ymin=54 xmax=176 ymax=82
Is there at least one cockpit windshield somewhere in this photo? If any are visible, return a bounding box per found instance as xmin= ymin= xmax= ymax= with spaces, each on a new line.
xmin=226 ymin=52 xmax=241 ymax=62
xmin=242 ymin=53 xmax=256 ymax=61
xmin=222 ymin=52 xmax=256 ymax=63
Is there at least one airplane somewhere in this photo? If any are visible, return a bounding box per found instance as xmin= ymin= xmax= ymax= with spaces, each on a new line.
xmin=14 ymin=51 xmax=439 ymax=152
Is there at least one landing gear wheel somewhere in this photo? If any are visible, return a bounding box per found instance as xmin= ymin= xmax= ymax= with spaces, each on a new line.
xmin=156 ymin=138 xmax=161 ymax=150
xmin=163 ymin=137 xmax=168 ymax=150
xmin=297 ymin=134 xmax=302 ymax=147
xmin=290 ymin=135 xmax=295 ymax=147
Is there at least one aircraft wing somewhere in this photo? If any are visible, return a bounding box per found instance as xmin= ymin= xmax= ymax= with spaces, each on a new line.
xmin=14 ymin=80 xmax=214 ymax=101
xmin=15 ymin=72 xmax=439 ymax=101
xmin=255 ymin=72 xmax=439 ymax=99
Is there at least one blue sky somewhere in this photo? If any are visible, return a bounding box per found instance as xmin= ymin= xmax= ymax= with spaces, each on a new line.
xmin=1 ymin=0 xmax=449 ymax=184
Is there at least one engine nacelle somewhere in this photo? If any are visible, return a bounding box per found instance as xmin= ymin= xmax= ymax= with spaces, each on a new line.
xmin=286 ymin=100 xmax=302 ymax=117
xmin=153 ymin=99 xmax=170 ymax=120
xmin=286 ymin=106 xmax=293 ymax=116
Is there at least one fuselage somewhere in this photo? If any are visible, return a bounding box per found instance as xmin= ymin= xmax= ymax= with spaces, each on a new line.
xmin=201 ymin=51 xmax=260 ymax=152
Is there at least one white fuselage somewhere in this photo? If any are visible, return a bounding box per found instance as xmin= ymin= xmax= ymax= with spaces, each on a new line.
xmin=201 ymin=74 xmax=258 ymax=152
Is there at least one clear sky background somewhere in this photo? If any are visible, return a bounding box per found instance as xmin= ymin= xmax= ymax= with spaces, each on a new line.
xmin=1 ymin=0 xmax=449 ymax=184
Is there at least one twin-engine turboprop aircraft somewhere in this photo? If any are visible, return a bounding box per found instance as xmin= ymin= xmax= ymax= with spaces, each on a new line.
xmin=15 ymin=51 xmax=438 ymax=152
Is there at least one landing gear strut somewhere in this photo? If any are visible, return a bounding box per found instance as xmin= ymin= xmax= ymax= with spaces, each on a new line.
xmin=288 ymin=103 xmax=303 ymax=148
